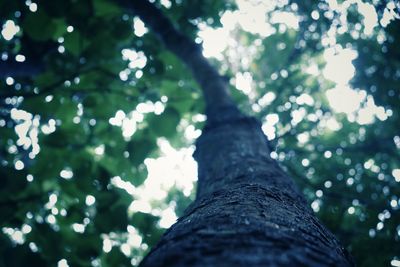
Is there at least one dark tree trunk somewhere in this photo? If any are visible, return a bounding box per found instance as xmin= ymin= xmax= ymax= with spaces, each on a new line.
xmin=140 ymin=115 xmax=353 ymax=266
xmin=119 ymin=1 xmax=354 ymax=266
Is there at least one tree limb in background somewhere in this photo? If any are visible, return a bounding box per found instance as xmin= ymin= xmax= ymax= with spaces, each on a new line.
xmin=117 ymin=0 xmax=241 ymax=122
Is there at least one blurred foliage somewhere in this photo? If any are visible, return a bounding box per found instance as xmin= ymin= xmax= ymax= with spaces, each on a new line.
xmin=0 ymin=0 xmax=399 ymax=266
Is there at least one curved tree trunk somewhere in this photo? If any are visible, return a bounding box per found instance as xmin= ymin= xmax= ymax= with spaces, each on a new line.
xmin=118 ymin=1 xmax=354 ymax=266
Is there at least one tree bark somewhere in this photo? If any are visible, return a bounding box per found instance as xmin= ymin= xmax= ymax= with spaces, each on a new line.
xmin=121 ymin=1 xmax=354 ymax=266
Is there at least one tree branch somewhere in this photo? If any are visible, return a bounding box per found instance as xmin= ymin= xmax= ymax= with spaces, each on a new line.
xmin=117 ymin=0 xmax=241 ymax=121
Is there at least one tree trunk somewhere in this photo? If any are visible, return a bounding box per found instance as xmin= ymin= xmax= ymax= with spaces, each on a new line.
xmin=140 ymin=115 xmax=353 ymax=267
xmin=119 ymin=1 xmax=354 ymax=266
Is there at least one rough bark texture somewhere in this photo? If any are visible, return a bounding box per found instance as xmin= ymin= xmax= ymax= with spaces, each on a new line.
xmin=121 ymin=1 xmax=354 ymax=266
xmin=139 ymin=116 xmax=353 ymax=267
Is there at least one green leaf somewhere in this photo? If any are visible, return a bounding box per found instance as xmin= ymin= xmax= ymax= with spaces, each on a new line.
xmin=93 ymin=0 xmax=122 ymax=17
xmin=0 ymin=243 xmax=47 ymax=267
xmin=64 ymin=31 xmax=90 ymax=56
xmin=22 ymin=10 xmax=58 ymax=41
xmin=34 ymin=71 xmax=58 ymax=87
xmin=127 ymin=138 xmax=156 ymax=165
xmin=41 ymin=130 xmax=71 ymax=148
xmin=148 ymin=107 xmax=181 ymax=138
xmin=101 ymin=247 xmax=131 ymax=267
xmin=131 ymin=165 xmax=148 ymax=187
xmin=94 ymin=204 xmax=129 ymax=233
xmin=130 ymin=212 xmax=163 ymax=247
